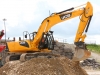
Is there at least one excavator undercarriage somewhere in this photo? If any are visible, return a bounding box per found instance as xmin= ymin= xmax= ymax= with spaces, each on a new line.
xmin=5 ymin=52 xmax=61 ymax=63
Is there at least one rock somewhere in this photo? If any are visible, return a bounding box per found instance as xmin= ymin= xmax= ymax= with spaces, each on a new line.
xmin=52 ymin=41 xmax=75 ymax=59
xmin=80 ymin=58 xmax=100 ymax=69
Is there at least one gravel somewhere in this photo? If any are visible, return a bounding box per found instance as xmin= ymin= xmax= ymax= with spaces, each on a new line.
xmin=0 ymin=57 xmax=88 ymax=75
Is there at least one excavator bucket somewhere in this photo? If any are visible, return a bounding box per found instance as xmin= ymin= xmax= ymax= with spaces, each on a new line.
xmin=72 ymin=48 xmax=91 ymax=61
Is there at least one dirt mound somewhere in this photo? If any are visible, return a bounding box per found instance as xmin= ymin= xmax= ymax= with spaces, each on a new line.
xmin=0 ymin=57 xmax=88 ymax=75
xmin=0 ymin=42 xmax=89 ymax=75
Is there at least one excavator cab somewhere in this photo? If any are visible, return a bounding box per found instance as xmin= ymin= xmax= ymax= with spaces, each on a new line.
xmin=38 ymin=31 xmax=54 ymax=50
xmin=23 ymin=31 xmax=37 ymax=41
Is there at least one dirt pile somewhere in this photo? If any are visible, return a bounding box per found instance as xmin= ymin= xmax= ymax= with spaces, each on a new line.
xmin=0 ymin=57 xmax=88 ymax=75
xmin=0 ymin=42 xmax=89 ymax=75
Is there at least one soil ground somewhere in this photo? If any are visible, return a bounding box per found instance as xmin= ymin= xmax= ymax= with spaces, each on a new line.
xmin=90 ymin=52 xmax=100 ymax=62
xmin=84 ymin=52 xmax=100 ymax=75
xmin=0 ymin=57 xmax=88 ymax=75
xmin=86 ymin=70 xmax=100 ymax=75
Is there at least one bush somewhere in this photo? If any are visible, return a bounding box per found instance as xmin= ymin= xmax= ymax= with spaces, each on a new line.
xmin=86 ymin=44 xmax=100 ymax=53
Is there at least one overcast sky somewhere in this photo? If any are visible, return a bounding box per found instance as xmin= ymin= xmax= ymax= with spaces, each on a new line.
xmin=0 ymin=0 xmax=100 ymax=44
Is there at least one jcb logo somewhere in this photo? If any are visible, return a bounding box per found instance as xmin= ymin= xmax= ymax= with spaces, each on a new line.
xmin=60 ymin=13 xmax=72 ymax=20
xmin=19 ymin=41 xmax=25 ymax=44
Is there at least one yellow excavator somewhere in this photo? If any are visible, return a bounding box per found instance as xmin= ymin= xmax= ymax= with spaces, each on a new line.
xmin=5 ymin=1 xmax=93 ymax=62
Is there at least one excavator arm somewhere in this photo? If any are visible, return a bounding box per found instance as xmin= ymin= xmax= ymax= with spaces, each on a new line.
xmin=6 ymin=2 xmax=93 ymax=62
xmin=33 ymin=2 xmax=93 ymax=46
xmin=33 ymin=2 xmax=93 ymax=50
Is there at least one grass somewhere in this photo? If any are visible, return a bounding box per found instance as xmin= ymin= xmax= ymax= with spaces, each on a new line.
xmin=86 ymin=44 xmax=100 ymax=53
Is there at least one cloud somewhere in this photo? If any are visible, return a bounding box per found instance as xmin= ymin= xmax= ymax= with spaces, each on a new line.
xmin=0 ymin=0 xmax=42 ymax=37
xmin=0 ymin=0 xmax=100 ymax=44
xmin=0 ymin=0 xmax=40 ymax=27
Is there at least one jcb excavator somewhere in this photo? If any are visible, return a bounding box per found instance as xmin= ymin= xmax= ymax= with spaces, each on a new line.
xmin=5 ymin=2 xmax=93 ymax=62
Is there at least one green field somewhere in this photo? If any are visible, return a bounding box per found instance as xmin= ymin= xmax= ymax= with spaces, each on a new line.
xmin=86 ymin=44 xmax=100 ymax=53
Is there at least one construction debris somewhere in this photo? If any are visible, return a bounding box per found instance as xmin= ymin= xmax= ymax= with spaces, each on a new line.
xmin=52 ymin=41 xmax=75 ymax=59
xmin=80 ymin=58 xmax=100 ymax=69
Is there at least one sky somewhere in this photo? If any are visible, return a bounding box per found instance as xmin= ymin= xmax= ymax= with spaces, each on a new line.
xmin=0 ymin=0 xmax=100 ymax=44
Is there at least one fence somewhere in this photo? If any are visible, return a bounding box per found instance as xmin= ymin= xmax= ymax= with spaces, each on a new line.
xmin=85 ymin=40 xmax=96 ymax=45
xmin=54 ymin=38 xmax=97 ymax=45
xmin=54 ymin=37 xmax=67 ymax=43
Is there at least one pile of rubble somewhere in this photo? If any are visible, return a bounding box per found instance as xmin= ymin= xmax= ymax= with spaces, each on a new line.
xmin=80 ymin=58 xmax=100 ymax=69
xmin=52 ymin=41 xmax=75 ymax=59
xmin=0 ymin=57 xmax=88 ymax=75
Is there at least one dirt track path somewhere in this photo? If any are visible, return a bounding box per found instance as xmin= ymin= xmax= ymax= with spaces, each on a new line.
xmin=85 ymin=52 xmax=100 ymax=75
xmin=90 ymin=52 xmax=100 ymax=62
xmin=86 ymin=70 xmax=100 ymax=75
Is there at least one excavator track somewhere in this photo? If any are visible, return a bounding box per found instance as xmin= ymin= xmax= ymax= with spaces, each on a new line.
xmin=5 ymin=52 xmax=61 ymax=62
xmin=5 ymin=54 xmax=21 ymax=63
xmin=20 ymin=52 xmax=61 ymax=62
